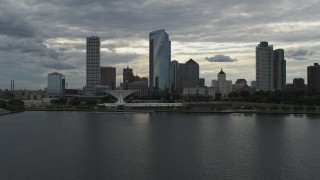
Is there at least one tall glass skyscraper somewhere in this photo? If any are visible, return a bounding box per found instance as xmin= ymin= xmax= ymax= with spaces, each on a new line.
xmin=86 ymin=36 xmax=100 ymax=95
xmin=149 ymin=29 xmax=171 ymax=91
xmin=47 ymin=72 xmax=65 ymax=97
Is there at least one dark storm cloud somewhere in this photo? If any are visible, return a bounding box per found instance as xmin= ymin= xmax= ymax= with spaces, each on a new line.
xmin=16 ymin=0 xmax=320 ymax=45
xmin=41 ymin=62 xmax=76 ymax=70
xmin=205 ymin=55 xmax=237 ymax=62
xmin=9 ymin=0 xmax=320 ymax=42
xmin=288 ymin=49 xmax=315 ymax=57
xmin=23 ymin=56 xmax=77 ymax=70
xmin=0 ymin=36 xmax=76 ymax=70
xmin=287 ymin=49 xmax=316 ymax=60
xmin=24 ymin=45 xmax=68 ymax=61
xmin=0 ymin=2 xmax=38 ymax=37
xmin=101 ymin=52 xmax=142 ymax=65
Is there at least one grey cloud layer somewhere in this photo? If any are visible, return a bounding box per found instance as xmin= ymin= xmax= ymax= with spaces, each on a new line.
xmin=101 ymin=52 xmax=143 ymax=65
xmin=1 ymin=0 xmax=320 ymax=89
xmin=0 ymin=2 xmax=38 ymax=38
xmin=4 ymin=0 xmax=320 ymax=39
xmin=23 ymin=0 xmax=320 ymax=41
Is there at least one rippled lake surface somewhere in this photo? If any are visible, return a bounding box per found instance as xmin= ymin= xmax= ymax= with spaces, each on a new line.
xmin=1 ymin=111 xmax=320 ymax=179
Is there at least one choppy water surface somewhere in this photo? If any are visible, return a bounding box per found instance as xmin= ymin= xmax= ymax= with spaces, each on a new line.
xmin=1 ymin=112 xmax=320 ymax=179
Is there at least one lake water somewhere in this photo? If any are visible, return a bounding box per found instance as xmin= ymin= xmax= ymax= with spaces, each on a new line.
xmin=1 ymin=111 xmax=320 ymax=179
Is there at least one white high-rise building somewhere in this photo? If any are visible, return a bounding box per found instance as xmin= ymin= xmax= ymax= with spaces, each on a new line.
xmin=256 ymin=41 xmax=273 ymax=91
xmin=149 ymin=29 xmax=171 ymax=91
xmin=86 ymin=36 xmax=100 ymax=95
xmin=211 ymin=69 xmax=232 ymax=98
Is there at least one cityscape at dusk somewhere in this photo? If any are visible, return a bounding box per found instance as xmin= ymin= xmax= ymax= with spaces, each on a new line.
xmin=2 ymin=1 xmax=320 ymax=179
xmin=1 ymin=0 xmax=320 ymax=90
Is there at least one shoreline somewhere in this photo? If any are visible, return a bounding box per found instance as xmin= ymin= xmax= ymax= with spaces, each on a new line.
xmin=0 ymin=110 xmax=24 ymax=116
xmin=2 ymin=108 xmax=320 ymax=116
xmin=21 ymin=108 xmax=320 ymax=115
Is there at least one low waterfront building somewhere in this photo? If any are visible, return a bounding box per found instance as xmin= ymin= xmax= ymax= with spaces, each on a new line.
xmin=232 ymin=79 xmax=249 ymax=92
xmin=183 ymin=87 xmax=215 ymax=102
xmin=127 ymin=77 xmax=149 ymax=97
xmin=293 ymin=78 xmax=306 ymax=91
xmin=183 ymin=87 xmax=215 ymax=96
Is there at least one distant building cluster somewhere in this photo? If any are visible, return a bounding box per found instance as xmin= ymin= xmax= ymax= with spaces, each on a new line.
xmin=121 ymin=66 xmax=148 ymax=97
xmin=17 ymin=29 xmax=317 ymax=101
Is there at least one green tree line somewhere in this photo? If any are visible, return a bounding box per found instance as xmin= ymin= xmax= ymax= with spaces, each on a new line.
xmin=228 ymin=90 xmax=320 ymax=105
xmin=0 ymin=99 xmax=24 ymax=111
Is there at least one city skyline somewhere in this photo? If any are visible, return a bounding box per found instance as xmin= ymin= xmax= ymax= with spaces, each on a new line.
xmin=1 ymin=0 xmax=320 ymax=90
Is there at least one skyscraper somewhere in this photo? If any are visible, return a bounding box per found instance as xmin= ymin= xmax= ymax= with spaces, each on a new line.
xmin=149 ymin=29 xmax=171 ymax=91
xmin=256 ymin=41 xmax=274 ymax=91
xmin=47 ymin=72 xmax=65 ymax=97
xmin=178 ymin=59 xmax=200 ymax=93
xmin=273 ymin=49 xmax=286 ymax=90
xmin=170 ymin=59 xmax=200 ymax=94
xmin=100 ymin=67 xmax=116 ymax=90
xmin=86 ymin=36 xmax=100 ymax=95
xmin=170 ymin=60 xmax=179 ymax=93
xmin=307 ymin=63 xmax=320 ymax=93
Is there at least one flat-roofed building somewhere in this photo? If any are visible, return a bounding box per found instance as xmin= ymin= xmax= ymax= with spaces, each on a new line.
xmin=307 ymin=63 xmax=320 ymax=93
xmin=100 ymin=67 xmax=116 ymax=90
xmin=47 ymin=72 xmax=65 ymax=98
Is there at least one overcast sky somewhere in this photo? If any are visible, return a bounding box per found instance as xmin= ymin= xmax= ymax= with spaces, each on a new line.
xmin=1 ymin=0 xmax=320 ymax=90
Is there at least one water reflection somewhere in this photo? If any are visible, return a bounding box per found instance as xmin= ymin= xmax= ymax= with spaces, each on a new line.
xmin=305 ymin=114 xmax=320 ymax=120
xmin=147 ymin=113 xmax=202 ymax=179
xmin=253 ymin=115 xmax=287 ymax=178
xmin=1 ymin=112 xmax=320 ymax=179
